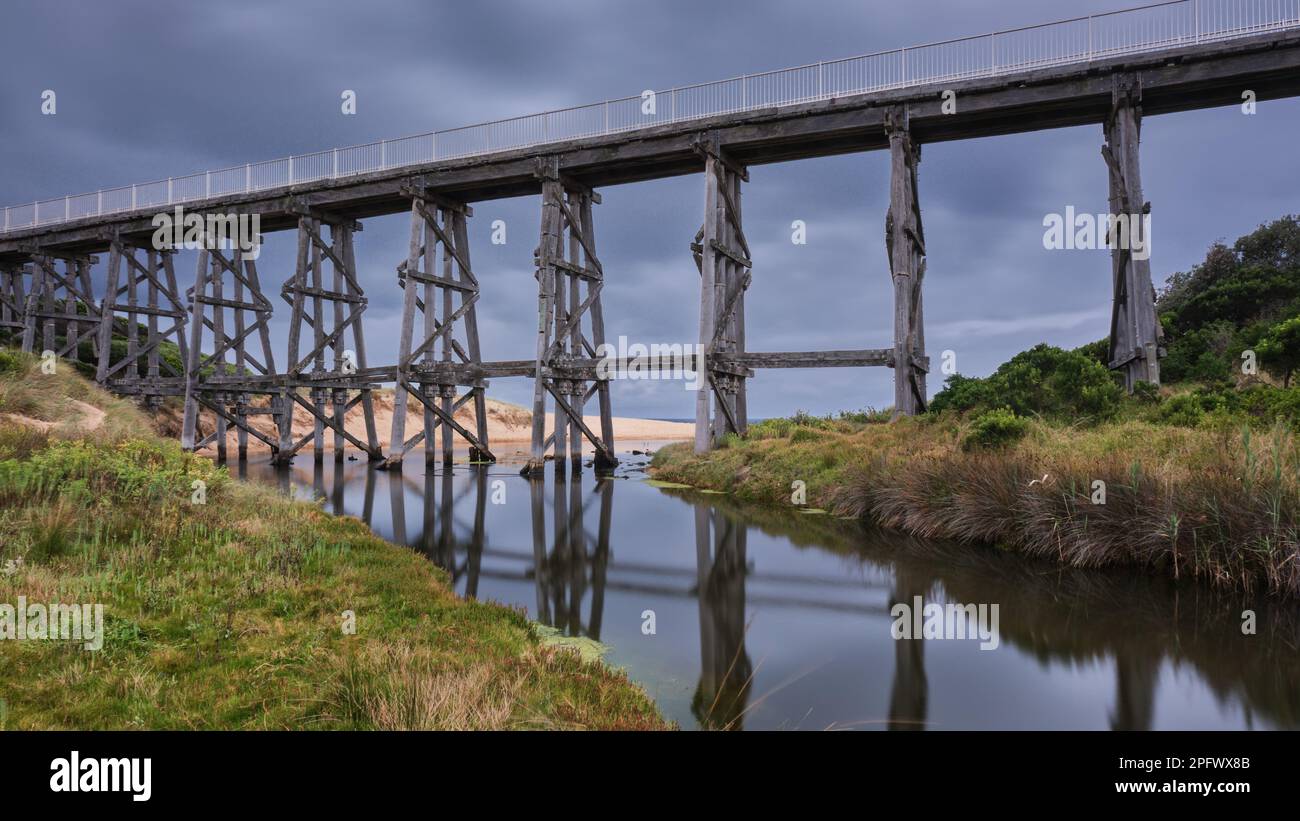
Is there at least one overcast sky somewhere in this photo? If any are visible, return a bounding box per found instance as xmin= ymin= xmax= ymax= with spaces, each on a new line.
xmin=3 ymin=0 xmax=1297 ymax=418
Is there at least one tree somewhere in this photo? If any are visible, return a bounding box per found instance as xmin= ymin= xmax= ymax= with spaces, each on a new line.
xmin=1256 ymin=317 xmax=1300 ymax=387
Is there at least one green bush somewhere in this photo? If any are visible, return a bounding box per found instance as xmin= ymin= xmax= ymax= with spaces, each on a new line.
xmin=1153 ymin=393 xmax=1205 ymax=428
xmin=1256 ymin=316 xmax=1300 ymax=387
xmin=962 ymin=408 xmax=1029 ymax=451
xmin=928 ymin=373 xmax=997 ymax=416
xmin=931 ymin=344 xmax=1122 ymax=423
xmin=0 ymin=348 xmax=22 ymax=375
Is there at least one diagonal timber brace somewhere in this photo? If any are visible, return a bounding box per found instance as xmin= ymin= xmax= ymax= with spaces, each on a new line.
xmin=522 ymin=157 xmax=617 ymax=476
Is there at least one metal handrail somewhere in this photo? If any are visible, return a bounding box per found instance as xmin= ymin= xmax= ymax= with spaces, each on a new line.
xmin=4 ymin=0 xmax=1299 ymax=234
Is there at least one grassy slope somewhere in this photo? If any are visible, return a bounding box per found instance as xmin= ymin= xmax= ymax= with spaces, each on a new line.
xmin=0 ymin=351 xmax=667 ymax=729
xmin=652 ymin=413 xmax=1300 ymax=599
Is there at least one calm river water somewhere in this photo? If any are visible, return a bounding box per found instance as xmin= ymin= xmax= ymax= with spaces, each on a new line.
xmin=234 ymin=448 xmax=1299 ymax=731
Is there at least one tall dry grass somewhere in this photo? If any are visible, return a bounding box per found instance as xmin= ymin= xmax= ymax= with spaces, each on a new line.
xmin=829 ymin=422 xmax=1300 ymax=596
xmin=654 ymin=416 xmax=1300 ymax=597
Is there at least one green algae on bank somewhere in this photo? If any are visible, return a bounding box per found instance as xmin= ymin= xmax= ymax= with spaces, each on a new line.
xmin=533 ymin=624 xmax=611 ymax=665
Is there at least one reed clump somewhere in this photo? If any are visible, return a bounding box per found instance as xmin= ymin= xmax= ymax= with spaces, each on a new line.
xmin=652 ymin=414 xmax=1300 ymax=597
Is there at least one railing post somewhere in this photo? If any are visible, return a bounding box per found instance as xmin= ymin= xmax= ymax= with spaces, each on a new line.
xmin=1194 ymin=0 xmax=1200 ymax=43
xmin=901 ymin=47 xmax=908 ymax=85
xmin=288 ymin=155 xmax=294 ymax=184
xmin=604 ymin=100 xmax=609 ymax=133
xmin=818 ymin=61 xmax=824 ymax=97
xmin=380 ymin=140 xmax=387 ymax=169
xmin=991 ymin=33 xmax=996 ymax=72
xmin=131 ymin=185 xmax=136 ymax=210
xmin=205 ymin=171 xmax=211 ymax=198
xmin=431 ymin=132 xmax=437 ymax=161
xmin=671 ymin=89 xmax=677 ymax=122
xmin=333 ymin=148 xmax=339 ymax=177
xmin=1088 ymin=15 xmax=1094 ymax=59
xmin=64 ymin=196 xmax=69 ymax=221
xmin=97 ymin=190 xmax=102 ymax=216
xmin=167 ymin=177 xmax=173 ymax=204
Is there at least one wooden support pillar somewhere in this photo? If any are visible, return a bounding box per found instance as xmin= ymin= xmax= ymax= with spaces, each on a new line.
xmin=96 ymin=238 xmax=188 ymax=407
xmin=521 ymin=158 xmax=618 ymax=477
xmin=692 ymin=134 xmax=751 ymax=453
xmin=181 ymin=236 xmax=281 ymax=457
xmin=276 ymin=214 xmax=382 ymax=465
xmin=20 ymin=252 xmax=100 ymax=362
xmin=0 ymin=261 xmax=31 ymax=342
xmin=384 ymin=182 xmax=493 ymax=469
xmin=180 ymin=249 xmax=209 ymax=452
xmin=1103 ymin=74 xmax=1162 ymax=391
xmin=885 ymin=106 xmax=928 ymax=417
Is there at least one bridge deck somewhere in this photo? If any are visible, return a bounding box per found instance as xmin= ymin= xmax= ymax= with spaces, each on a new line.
xmin=4 ymin=27 xmax=1300 ymax=261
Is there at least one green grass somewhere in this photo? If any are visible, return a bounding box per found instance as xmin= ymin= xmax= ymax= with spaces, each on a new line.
xmin=0 ymin=350 xmax=667 ymax=730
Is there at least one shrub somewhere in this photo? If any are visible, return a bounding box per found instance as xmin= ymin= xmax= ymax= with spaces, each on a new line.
xmin=931 ymin=344 xmax=1122 ymax=423
xmin=928 ymin=373 xmax=996 ymax=416
xmin=0 ymin=349 xmax=22 ymax=375
xmin=962 ymin=408 xmax=1028 ymax=451
xmin=1131 ymin=381 xmax=1160 ymax=403
xmin=1256 ymin=316 xmax=1300 ymax=387
xmin=1154 ymin=393 xmax=1205 ymax=427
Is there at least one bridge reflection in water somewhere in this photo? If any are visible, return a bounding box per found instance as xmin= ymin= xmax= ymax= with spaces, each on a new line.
xmin=239 ymin=457 xmax=1300 ymax=731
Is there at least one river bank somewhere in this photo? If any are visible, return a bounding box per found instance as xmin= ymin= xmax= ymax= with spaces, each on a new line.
xmin=0 ymin=350 xmax=668 ymax=729
xmin=650 ymin=412 xmax=1300 ymax=599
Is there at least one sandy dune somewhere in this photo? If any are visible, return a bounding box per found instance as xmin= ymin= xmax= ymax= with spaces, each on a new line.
xmin=3 ymin=399 xmax=106 ymax=434
xmin=167 ymin=389 xmax=692 ymax=455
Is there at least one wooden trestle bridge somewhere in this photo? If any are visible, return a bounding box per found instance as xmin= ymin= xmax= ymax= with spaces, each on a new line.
xmin=3 ymin=1 xmax=1299 ymax=473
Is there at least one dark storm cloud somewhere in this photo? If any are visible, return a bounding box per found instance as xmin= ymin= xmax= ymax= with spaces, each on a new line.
xmin=3 ymin=0 xmax=1298 ymax=416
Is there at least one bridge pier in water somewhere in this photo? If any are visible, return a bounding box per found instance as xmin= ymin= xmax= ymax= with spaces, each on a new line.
xmin=277 ymin=212 xmax=382 ymax=465
xmin=385 ymin=182 xmax=493 ymax=470
xmin=522 ymin=157 xmax=618 ymax=477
